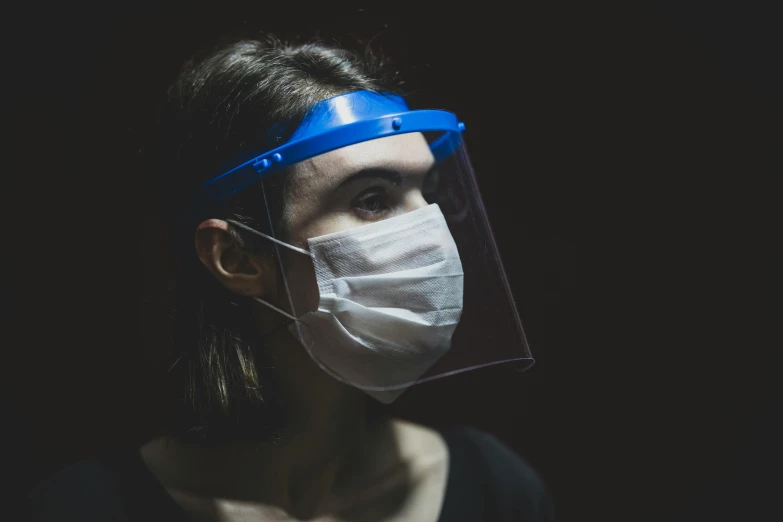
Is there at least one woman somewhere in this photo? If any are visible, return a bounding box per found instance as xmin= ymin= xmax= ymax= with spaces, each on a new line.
xmin=30 ymin=38 xmax=554 ymax=521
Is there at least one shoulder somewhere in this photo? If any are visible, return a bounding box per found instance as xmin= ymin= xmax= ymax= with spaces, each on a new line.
xmin=27 ymin=454 xmax=128 ymax=521
xmin=440 ymin=426 xmax=556 ymax=522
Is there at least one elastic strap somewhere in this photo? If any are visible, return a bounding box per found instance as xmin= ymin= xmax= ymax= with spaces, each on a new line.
xmin=253 ymin=297 xmax=297 ymax=321
xmin=225 ymin=219 xmax=311 ymax=256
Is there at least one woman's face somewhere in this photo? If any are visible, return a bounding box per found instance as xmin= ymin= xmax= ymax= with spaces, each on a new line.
xmin=271 ymin=132 xmax=437 ymax=315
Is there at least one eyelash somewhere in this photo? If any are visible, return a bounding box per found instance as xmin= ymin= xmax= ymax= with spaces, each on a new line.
xmin=352 ymin=187 xmax=391 ymax=217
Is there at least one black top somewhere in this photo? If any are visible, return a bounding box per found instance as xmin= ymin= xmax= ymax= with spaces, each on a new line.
xmin=28 ymin=427 xmax=555 ymax=522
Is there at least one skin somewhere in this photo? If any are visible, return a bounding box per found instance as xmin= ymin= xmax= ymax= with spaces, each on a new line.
xmin=141 ymin=132 xmax=449 ymax=521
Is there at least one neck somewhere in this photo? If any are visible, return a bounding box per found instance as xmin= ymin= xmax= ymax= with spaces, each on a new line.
xmin=141 ymin=328 xmax=378 ymax=519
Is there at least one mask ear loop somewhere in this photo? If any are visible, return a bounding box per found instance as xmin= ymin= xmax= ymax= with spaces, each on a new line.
xmin=224 ymin=185 xmax=309 ymax=327
xmin=226 ymin=218 xmax=310 ymax=256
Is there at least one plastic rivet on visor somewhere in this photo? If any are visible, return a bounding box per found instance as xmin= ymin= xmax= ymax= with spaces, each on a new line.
xmin=392 ymin=117 xmax=402 ymax=130
xmin=254 ymin=158 xmax=271 ymax=171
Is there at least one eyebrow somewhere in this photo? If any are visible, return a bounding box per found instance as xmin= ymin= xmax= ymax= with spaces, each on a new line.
xmin=335 ymin=164 xmax=438 ymax=189
xmin=336 ymin=168 xmax=403 ymax=188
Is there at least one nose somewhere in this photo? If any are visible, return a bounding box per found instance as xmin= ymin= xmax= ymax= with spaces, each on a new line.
xmin=403 ymin=188 xmax=430 ymax=213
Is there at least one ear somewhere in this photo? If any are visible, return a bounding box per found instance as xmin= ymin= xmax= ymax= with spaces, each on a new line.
xmin=194 ymin=219 xmax=275 ymax=298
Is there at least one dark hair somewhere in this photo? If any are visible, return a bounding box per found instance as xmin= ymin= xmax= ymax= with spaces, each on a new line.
xmin=146 ymin=37 xmax=403 ymax=445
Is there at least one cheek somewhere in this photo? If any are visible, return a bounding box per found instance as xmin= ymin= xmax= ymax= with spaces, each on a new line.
xmin=402 ymin=188 xmax=429 ymax=212
xmin=282 ymin=252 xmax=320 ymax=315
xmin=298 ymin=209 xmax=384 ymax=239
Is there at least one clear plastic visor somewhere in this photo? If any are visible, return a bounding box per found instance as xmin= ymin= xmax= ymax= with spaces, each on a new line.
xmin=241 ymin=132 xmax=533 ymax=402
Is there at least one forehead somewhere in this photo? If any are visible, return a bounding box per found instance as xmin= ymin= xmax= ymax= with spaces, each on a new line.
xmin=288 ymin=132 xmax=435 ymax=193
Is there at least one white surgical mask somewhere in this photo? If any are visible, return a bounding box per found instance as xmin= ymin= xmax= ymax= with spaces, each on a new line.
xmin=230 ymin=204 xmax=464 ymax=403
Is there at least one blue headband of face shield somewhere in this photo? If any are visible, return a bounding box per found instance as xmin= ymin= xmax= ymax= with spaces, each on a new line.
xmin=196 ymin=90 xmax=465 ymax=205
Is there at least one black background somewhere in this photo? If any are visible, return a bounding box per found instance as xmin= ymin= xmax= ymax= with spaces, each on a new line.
xmin=8 ymin=2 xmax=781 ymax=521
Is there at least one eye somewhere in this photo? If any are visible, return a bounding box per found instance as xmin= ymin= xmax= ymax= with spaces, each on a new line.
xmin=352 ymin=187 xmax=390 ymax=216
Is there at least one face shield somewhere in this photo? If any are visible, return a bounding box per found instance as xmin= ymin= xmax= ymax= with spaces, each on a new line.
xmin=194 ymin=91 xmax=533 ymax=403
